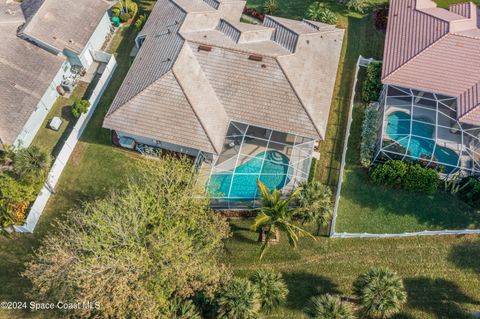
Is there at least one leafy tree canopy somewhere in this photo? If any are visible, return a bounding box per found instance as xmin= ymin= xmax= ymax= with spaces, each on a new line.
xmin=23 ymin=157 xmax=231 ymax=318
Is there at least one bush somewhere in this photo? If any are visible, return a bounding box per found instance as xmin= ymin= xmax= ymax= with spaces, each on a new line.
xmin=308 ymin=157 xmax=317 ymax=182
xmin=217 ymin=278 xmax=261 ymax=319
xmin=120 ymin=12 xmax=132 ymax=23
xmin=111 ymin=6 xmax=121 ymax=17
xmin=402 ymin=164 xmax=439 ymax=194
xmin=13 ymin=146 xmax=51 ymax=183
xmin=370 ymin=160 xmax=408 ymax=187
xmin=346 ymin=0 xmax=368 ymax=13
xmin=457 ymin=177 xmax=480 ymax=207
xmin=134 ymin=14 xmax=146 ymax=30
xmin=263 ymin=0 xmax=278 ymax=15
xmin=374 ymin=3 xmax=389 ymax=31
xmin=71 ymin=99 xmax=90 ymax=118
xmin=0 ymin=174 xmax=36 ymax=228
xmin=362 ymin=62 xmax=383 ymax=103
xmin=307 ymin=2 xmax=338 ymax=25
xmin=360 ymin=104 xmax=380 ymax=167
xmin=250 ymin=270 xmax=288 ymax=313
xmin=112 ymin=1 xmax=138 ymax=18
xmin=354 ymin=268 xmax=407 ymax=319
xmin=309 ymin=294 xmax=354 ymax=319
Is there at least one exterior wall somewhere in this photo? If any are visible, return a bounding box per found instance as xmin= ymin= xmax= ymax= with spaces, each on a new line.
xmin=17 ymin=33 xmax=62 ymax=55
xmin=79 ymin=12 xmax=112 ymax=68
xmin=116 ymin=131 xmax=203 ymax=157
xmin=14 ymin=60 xmax=71 ymax=148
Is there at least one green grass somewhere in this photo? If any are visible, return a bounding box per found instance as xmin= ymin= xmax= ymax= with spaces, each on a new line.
xmin=226 ymin=219 xmax=480 ymax=319
xmin=31 ymin=82 xmax=88 ymax=157
xmin=336 ymin=103 xmax=480 ymax=233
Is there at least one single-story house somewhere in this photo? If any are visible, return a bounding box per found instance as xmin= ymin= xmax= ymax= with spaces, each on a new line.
xmin=103 ymin=0 xmax=344 ymax=208
xmin=375 ymin=0 xmax=480 ymax=176
xmin=0 ymin=0 xmax=113 ymax=149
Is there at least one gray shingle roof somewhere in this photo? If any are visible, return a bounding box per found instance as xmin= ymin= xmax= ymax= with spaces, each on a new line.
xmin=0 ymin=1 xmax=64 ymax=145
xmin=104 ymin=0 xmax=344 ymax=154
xmin=19 ymin=0 xmax=111 ymax=53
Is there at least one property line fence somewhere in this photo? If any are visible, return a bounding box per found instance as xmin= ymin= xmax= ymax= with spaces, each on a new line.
xmin=13 ymin=53 xmax=117 ymax=233
xmin=329 ymin=55 xmax=363 ymax=236
xmin=329 ymin=55 xmax=480 ymax=239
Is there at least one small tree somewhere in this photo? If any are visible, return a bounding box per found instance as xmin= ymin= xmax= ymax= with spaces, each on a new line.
xmin=307 ymin=2 xmax=338 ymax=25
xmin=263 ymin=0 xmax=278 ymax=15
xmin=298 ymin=181 xmax=333 ymax=236
xmin=346 ymin=0 xmax=368 ymax=13
xmin=163 ymin=298 xmax=201 ymax=319
xmin=71 ymin=99 xmax=90 ymax=118
xmin=369 ymin=160 xmax=408 ymax=187
xmin=217 ymin=278 xmax=261 ymax=319
xmin=250 ymin=270 xmax=288 ymax=313
xmin=309 ymin=294 xmax=355 ymax=319
xmin=13 ymin=146 xmax=51 ymax=182
xmin=354 ymin=268 xmax=407 ymax=319
xmin=251 ymin=180 xmax=315 ymax=259
xmin=135 ymin=14 xmax=146 ymax=30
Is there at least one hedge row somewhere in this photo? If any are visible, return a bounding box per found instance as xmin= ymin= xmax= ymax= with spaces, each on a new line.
xmin=370 ymin=160 xmax=439 ymax=194
xmin=360 ymin=104 xmax=380 ymax=167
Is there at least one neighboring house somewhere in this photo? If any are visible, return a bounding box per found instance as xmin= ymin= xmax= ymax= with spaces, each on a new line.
xmin=0 ymin=0 xmax=112 ymax=149
xmin=375 ymin=0 xmax=480 ymax=176
xmin=103 ymin=0 xmax=344 ymax=209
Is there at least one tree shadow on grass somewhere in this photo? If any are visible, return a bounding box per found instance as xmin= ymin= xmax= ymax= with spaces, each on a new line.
xmin=448 ymin=239 xmax=480 ymax=274
xmin=404 ymin=277 xmax=479 ymax=319
xmin=282 ymin=272 xmax=340 ymax=311
xmin=229 ymin=222 xmax=258 ymax=244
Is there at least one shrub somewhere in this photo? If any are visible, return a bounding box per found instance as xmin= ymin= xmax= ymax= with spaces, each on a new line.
xmin=308 ymin=157 xmax=317 ymax=182
xmin=0 ymin=174 xmax=36 ymax=229
xmin=309 ymin=294 xmax=354 ymax=319
xmin=374 ymin=3 xmax=389 ymax=31
xmin=111 ymin=6 xmax=121 ymax=17
xmin=362 ymin=62 xmax=383 ymax=103
xmin=457 ymin=177 xmax=480 ymax=208
xmin=402 ymin=164 xmax=439 ymax=194
xmin=360 ymin=104 xmax=380 ymax=167
xmin=250 ymin=270 xmax=288 ymax=313
xmin=13 ymin=146 xmax=51 ymax=183
xmin=120 ymin=12 xmax=132 ymax=23
xmin=134 ymin=14 xmax=146 ymax=30
xmin=71 ymin=99 xmax=90 ymax=118
xmin=217 ymin=278 xmax=261 ymax=319
xmin=369 ymin=160 xmax=408 ymax=187
xmin=164 ymin=298 xmax=201 ymax=319
xmin=346 ymin=0 xmax=368 ymax=13
xmin=354 ymin=267 xmax=407 ymax=319
xmin=263 ymin=0 xmax=278 ymax=15
xmin=307 ymin=2 xmax=338 ymax=25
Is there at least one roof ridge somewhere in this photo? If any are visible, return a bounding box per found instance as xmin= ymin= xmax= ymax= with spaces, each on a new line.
xmin=171 ymin=68 xmax=219 ymax=154
xmin=186 ymin=39 xmax=288 ymax=58
xmin=275 ymin=57 xmax=323 ymax=139
xmin=383 ymin=33 xmax=449 ymax=81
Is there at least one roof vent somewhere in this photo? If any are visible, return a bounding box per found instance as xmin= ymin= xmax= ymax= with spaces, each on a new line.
xmin=198 ymin=45 xmax=212 ymax=52
xmin=248 ymin=54 xmax=263 ymax=62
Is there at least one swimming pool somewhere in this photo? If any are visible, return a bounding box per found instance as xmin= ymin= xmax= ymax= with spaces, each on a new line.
xmin=208 ymin=150 xmax=291 ymax=199
xmin=386 ymin=111 xmax=459 ymax=173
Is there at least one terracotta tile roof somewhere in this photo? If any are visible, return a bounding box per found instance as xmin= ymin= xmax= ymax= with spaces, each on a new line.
xmin=382 ymin=0 xmax=480 ymax=124
xmin=104 ymin=0 xmax=344 ymax=154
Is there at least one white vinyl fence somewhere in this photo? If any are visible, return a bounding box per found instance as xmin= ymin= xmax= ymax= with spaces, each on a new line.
xmin=13 ymin=53 xmax=117 ymax=233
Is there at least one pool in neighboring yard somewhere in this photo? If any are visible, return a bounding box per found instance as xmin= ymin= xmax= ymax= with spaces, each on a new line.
xmin=208 ymin=150 xmax=291 ymax=199
xmin=386 ymin=111 xmax=459 ymax=173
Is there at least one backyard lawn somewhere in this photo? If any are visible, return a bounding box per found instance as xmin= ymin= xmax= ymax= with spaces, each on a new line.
xmin=31 ymin=82 xmax=88 ymax=157
xmin=226 ymin=219 xmax=480 ymax=319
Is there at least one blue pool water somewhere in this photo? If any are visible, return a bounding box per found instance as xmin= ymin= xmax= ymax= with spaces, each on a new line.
xmin=386 ymin=111 xmax=459 ymax=173
xmin=208 ymin=150 xmax=291 ymax=199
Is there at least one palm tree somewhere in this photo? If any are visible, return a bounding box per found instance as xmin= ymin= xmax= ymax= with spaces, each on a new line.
xmin=354 ymin=267 xmax=407 ymax=319
xmin=309 ymin=294 xmax=355 ymax=319
xmin=298 ymin=181 xmax=333 ymax=236
xmin=250 ymin=269 xmax=288 ymax=313
xmin=163 ymin=298 xmax=201 ymax=319
xmin=13 ymin=146 xmax=51 ymax=182
xmin=251 ymin=180 xmax=315 ymax=259
xmin=217 ymin=278 xmax=261 ymax=319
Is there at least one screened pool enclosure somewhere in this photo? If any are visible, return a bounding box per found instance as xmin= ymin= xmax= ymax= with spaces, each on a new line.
xmin=197 ymin=121 xmax=315 ymax=209
xmin=374 ymin=85 xmax=480 ymax=176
